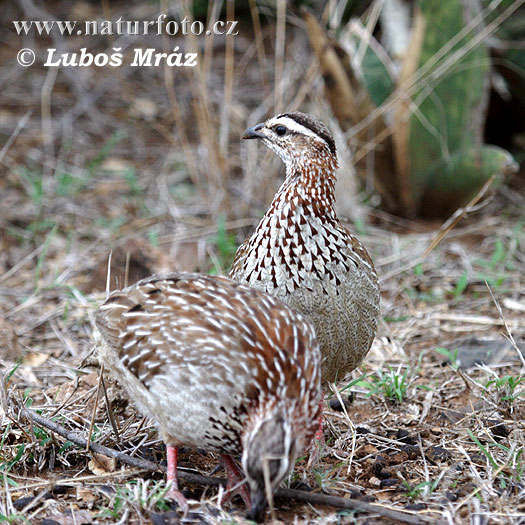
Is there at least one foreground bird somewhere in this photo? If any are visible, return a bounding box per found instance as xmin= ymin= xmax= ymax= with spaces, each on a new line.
xmin=229 ymin=112 xmax=380 ymax=385
xmin=96 ymin=272 xmax=321 ymax=521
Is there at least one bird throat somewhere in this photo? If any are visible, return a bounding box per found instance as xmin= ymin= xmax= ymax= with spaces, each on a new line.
xmin=267 ymin=153 xmax=338 ymax=219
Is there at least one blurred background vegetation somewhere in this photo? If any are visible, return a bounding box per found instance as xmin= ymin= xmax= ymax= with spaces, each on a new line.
xmin=1 ymin=0 xmax=524 ymax=291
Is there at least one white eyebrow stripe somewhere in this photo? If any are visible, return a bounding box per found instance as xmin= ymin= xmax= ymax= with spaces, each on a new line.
xmin=266 ymin=116 xmax=319 ymax=139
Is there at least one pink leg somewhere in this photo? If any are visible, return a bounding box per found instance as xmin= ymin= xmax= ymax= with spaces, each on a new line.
xmin=220 ymin=454 xmax=251 ymax=508
xmin=166 ymin=445 xmax=188 ymax=512
xmin=315 ymin=390 xmax=325 ymax=441
xmin=308 ymin=391 xmax=325 ymax=468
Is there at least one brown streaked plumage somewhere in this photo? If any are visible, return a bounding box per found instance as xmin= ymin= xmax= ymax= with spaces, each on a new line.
xmin=96 ymin=272 xmax=321 ymax=522
xmin=230 ymin=112 xmax=380 ymax=385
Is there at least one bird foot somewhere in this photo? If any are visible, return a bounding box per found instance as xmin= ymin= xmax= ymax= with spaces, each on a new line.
xmin=165 ymin=445 xmax=189 ymax=515
xmin=308 ymin=398 xmax=326 ymax=468
xmin=166 ymin=485 xmax=189 ymax=515
xmin=220 ymin=454 xmax=251 ymax=508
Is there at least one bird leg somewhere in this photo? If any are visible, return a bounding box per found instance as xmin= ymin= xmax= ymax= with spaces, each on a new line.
xmin=308 ymin=391 xmax=325 ymax=468
xmin=220 ymin=454 xmax=251 ymax=508
xmin=315 ymin=390 xmax=325 ymax=441
xmin=165 ymin=445 xmax=189 ymax=513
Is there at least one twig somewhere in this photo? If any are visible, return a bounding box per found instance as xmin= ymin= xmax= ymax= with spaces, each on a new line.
xmin=41 ymin=66 xmax=58 ymax=167
xmin=484 ymin=279 xmax=525 ymax=368
xmin=0 ymin=244 xmax=46 ymax=285
xmin=85 ymin=365 xmax=104 ymax=452
xmin=22 ymin=409 xmax=436 ymax=524
xmin=101 ymin=375 xmax=120 ymax=442
xmin=0 ymin=110 xmax=32 ymax=164
xmin=275 ymin=487 xmax=435 ymax=524
xmin=274 ymin=0 xmax=287 ymax=113
xmin=248 ymin=0 xmax=270 ymax=95
xmin=422 ymin=174 xmax=497 ymax=258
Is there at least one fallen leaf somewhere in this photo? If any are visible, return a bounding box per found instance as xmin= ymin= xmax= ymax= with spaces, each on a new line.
xmin=22 ymin=352 xmax=48 ymax=367
xmin=88 ymin=453 xmax=116 ymax=476
xmin=43 ymin=510 xmax=92 ymax=525
xmin=76 ymin=486 xmax=98 ymax=503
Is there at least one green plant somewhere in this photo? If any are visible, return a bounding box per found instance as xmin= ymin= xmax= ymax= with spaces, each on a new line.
xmin=13 ymin=167 xmax=57 ymax=240
xmin=0 ymin=511 xmax=29 ymax=524
xmin=311 ymin=464 xmax=344 ymax=491
xmin=511 ymin=448 xmax=525 ymax=483
xmin=384 ymin=315 xmax=410 ymax=323
xmin=209 ymin=216 xmax=238 ymax=274
xmin=404 ymin=285 xmax=440 ymax=304
xmin=467 ymin=430 xmax=525 ymax=485
xmin=55 ymin=170 xmax=91 ymax=197
xmin=340 ymin=373 xmax=368 ymax=394
xmin=34 ymin=224 xmax=58 ymax=288
xmin=97 ymin=488 xmax=125 ymax=520
xmin=402 ymin=478 xmax=439 ymax=501
xmin=486 ymin=374 xmax=525 ymax=406
xmin=147 ymin=228 xmax=159 ymax=247
xmin=473 ymin=238 xmax=513 ymax=290
xmin=17 ymin=166 xmax=44 ymax=206
xmin=362 ymin=366 xmax=410 ymax=403
xmin=124 ymin=167 xmax=141 ymax=195
xmin=86 ymin=130 xmax=127 ymax=174
xmin=0 ymin=444 xmax=25 ymax=474
xmin=33 ymin=426 xmax=51 ymax=447
xmin=451 ymin=272 xmax=468 ymax=300
xmin=435 ymin=347 xmax=460 ymax=371
xmin=97 ymin=480 xmax=171 ymax=520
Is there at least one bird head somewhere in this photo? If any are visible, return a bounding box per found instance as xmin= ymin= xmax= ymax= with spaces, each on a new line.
xmin=242 ymin=111 xmax=337 ymax=167
xmin=242 ymin=414 xmax=297 ymax=522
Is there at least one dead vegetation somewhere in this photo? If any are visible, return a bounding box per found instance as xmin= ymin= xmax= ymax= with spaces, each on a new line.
xmin=1 ymin=1 xmax=525 ymax=524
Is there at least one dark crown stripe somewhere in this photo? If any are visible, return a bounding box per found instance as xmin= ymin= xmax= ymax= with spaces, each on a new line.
xmin=278 ymin=112 xmax=336 ymax=156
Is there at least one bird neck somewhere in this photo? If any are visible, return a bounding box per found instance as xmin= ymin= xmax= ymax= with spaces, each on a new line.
xmin=241 ymin=408 xmax=293 ymax=480
xmin=268 ymin=153 xmax=338 ymax=218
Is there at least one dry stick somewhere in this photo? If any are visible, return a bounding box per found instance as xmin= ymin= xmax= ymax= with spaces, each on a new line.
xmin=40 ymin=65 xmax=58 ymax=166
xmin=421 ymin=174 xmax=497 ymax=259
xmin=124 ymin=251 xmax=130 ymax=289
xmin=101 ymin=375 xmax=120 ymax=442
xmin=274 ymin=0 xmax=287 ymax=113
xmin=218 ymin=0 xmax=235 ymax=183
xmin=0 ymin=244 xmax=46 ymax=285
xmin=201 ymin=0 xmax=220 ymax=79
xmin=160 ymin=0 xmax=200 ymax=191
xmin=85 ymin=365 xmax=104 ymax=452
xmin=289 ymin=62 xmax=319 ymax=111
xmin=187 ymin=2 xmax=230 ymax=217
xmin=48 ymin=375 xmax=80 ymax=418
xmin=0 ymin=109 xmax=32 ymax=164
xmin=484 ymin=279 xmax=525 ymax=368
xmin=23 ymin=409 xmax=433 ymax=525
xmin=354 ymin=0 xmax=383 ymax=68
xmin=248 ymin=0 xmax=270 ymax=96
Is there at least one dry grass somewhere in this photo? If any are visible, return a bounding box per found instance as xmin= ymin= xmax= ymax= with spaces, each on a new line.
xmin=1 ymin=1 xmax=525 ymax=523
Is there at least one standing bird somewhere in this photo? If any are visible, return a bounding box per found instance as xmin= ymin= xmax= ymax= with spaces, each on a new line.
xmin=229 ymin=112 xmax=380 ymax=385
xmin=96 ymin=272 xmax=321 ymax=522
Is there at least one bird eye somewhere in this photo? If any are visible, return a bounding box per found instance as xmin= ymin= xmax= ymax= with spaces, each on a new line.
xmin=274 ymin=125 xmax=287 ymax=136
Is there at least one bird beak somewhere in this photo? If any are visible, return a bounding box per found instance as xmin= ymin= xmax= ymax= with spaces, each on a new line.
xmin=245 ymin=489 xmax=267 ymax=522
xmin=242 ymin=123 xmax=265 ymax=140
